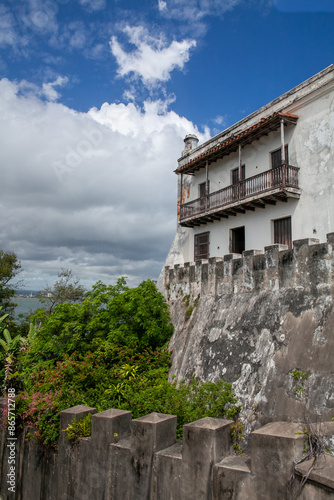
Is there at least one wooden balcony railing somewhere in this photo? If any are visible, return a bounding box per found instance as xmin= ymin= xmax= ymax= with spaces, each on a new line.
xmin=180 ymin=164 xmax=300 ymax=222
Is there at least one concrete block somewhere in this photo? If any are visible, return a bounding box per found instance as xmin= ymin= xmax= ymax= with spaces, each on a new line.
xmin=156 ymin=442 xmax=183 ymax=500
xmin=253 ymin=253 xmax=267 ymax=290
xmin=242 ymin=249 xmax=263 ymax=258
xmin=189 ymin=264 xmax=196 ymax=282
xmin=293 ymin=238 xmax=320 ymax=251
xmin=182 ymin=417 xmax=233 ymax=500
xmin=278 ymin=249 xmax=294 ymax=288
xmin=213 ymin=455 xmax=255 ymax=500
xmin=307 ymin=243 xmax=332 ymax=287
xmin=168 ymin=267 xmax=175 ymax=285
xmin=91 ymin=408 xmax=131 ymax=451
xmin=109 ymin=437 xmax=132 ymax=500
xmin=251 ymin=422 xmax=305 ymax=499
xmin=295 ymin=454 xmax=334 ymax=492
xmin=131 ymin=413 xmax=177 ymax=500
xmin=242 ymin=250 xmax=262 ymax=291
xmin=131 ymin=412 xmax=177 ymax=456
xmin=201 ymin=262 xmax=209 ymax=281
xmin=60 ymin=404 xmax=97 ymax=432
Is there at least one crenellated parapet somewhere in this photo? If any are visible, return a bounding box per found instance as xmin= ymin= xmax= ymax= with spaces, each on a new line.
xmin=164 ymin=233 xmax=334 ymax=301
xmin=1 ymin=400 xmax=333 ymax=500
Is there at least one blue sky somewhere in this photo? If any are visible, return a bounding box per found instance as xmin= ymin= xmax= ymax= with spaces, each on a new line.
xmin=0 ymin=0 xmax=333 ymax=291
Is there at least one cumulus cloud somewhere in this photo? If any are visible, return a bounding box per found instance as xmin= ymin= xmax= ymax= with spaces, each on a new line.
xmin=0 ymin=77 xmax=209 ymax=289
xmin=110 ymin=26 xmax=196 ymax=87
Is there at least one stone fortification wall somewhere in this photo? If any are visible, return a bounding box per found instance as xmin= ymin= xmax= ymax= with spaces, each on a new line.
xmin=165 ymin=235 xmax=334 ymax=299
xmin=164 ymin=234 xmax=334 ymax=430
xmin=0 ymin=401 xmax=333 ymax=500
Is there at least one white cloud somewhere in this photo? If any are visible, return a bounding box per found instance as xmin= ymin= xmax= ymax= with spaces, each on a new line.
xmin=110 ymin=26 xmax=196 ymax=87
xmin=14 ymin=76 xmax=69 ymax=102
xmin=158 ymin=0 xmax=167 ymax=11
xmin=42 ymin=76 xmax=69 ymax=102
xmin=0 ymin=5 xmax=18 ymax=48
xmin=24 ymin=0 xmax=59 ymax=35
xmin=213 ymin=114 xmax=227 ymax=126
xmin=0 ymin=77 xmax=209 ymax=289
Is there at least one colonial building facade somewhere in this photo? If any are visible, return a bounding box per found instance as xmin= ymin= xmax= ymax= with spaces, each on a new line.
xmin=162 ymin=65 xmax=334 ymax=271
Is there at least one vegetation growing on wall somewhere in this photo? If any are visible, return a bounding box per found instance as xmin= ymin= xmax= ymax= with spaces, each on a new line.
xmin=0 ymin=277 xmax=240 ymax=448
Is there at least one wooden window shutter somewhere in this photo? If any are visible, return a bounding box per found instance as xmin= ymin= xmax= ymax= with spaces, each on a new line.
xmin=274 ymin=217 xmax=292 ymax=248
xmin=194 ymin=232 xmax=210 ymax=261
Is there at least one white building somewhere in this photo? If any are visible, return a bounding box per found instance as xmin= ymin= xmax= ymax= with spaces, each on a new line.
xmin=163 ymin=65 xmax=334 ymax=271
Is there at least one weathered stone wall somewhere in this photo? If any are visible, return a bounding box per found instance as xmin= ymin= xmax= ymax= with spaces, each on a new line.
xmin=0 ymin=401 xmax=333 ymax=500
xmin=164 ymin=234 xmax=334 ymax=431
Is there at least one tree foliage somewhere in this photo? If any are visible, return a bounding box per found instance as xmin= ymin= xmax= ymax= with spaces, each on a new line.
xmin=39 ymin=268 xmax=86 ymax=315
xmin=0 ymin=277 xmax=241 ymax=450
xmin=15 ymin=343 xmax=240 ymax=447
xmin=26 ymin=278 xmax=173 ymax=365
xmin=0 ymin=250 xmax=21 ymax=313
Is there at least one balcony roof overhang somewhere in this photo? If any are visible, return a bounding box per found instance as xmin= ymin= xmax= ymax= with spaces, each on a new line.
xmin=175 ymin=112 xmax=298 ymax=176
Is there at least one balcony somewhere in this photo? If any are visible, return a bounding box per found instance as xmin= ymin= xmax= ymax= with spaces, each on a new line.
xmin=179 ymin=164 xmax=301 ymax=228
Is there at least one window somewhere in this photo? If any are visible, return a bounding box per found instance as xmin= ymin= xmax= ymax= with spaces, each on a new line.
xmin=199 ymin=182 xmax=207 ymax=197
xmin=231 ymin=166 xmax=245 ymax=198
xmin=230 ymin=226 xmax=245 ymax=254
xmin=271 ymin=146 xmax=289 ymax=168
xmin=274 ymin=217 xmax=292 ymax=248
xmin=231 ymin=165 xmax=245 ymax=184
xmin=194 ymin=232 xmax=210 ymax=261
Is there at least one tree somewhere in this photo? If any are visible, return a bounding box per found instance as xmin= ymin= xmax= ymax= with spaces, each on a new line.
xmin=0 ymin=250 xmax=21 ymax=313
xmin=25 ymin=278 xmax=173 ymax=365
xmin=39 ymin=268 xmax=86 ymax=315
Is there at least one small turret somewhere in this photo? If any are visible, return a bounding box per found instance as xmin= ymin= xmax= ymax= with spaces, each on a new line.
xmin=182 ymin=134 xmax=199 ymax=156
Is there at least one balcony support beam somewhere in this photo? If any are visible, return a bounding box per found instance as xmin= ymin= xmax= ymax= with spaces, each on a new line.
xmin=249 ymin=201 xmax=265 ymax=209
xmin=263 ymin=198 xmax=276 ymax=205
xmin=242 ymin=205 xmax=256 ymax=211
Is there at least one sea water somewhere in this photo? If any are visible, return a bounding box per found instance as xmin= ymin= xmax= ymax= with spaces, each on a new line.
xmin=11 ymin=297 xmax=45 ymax=319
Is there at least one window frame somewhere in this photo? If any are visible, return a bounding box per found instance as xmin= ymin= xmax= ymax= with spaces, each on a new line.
xmin=273 ymin=216 xmax=292 ymax=248
xmin=271 ymin=145 xmax=289 ymax=168
xmin=194 ymin=231 xmax=210 ymax=261
xmin=230 ymin=226 xmax=245 ymax=254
